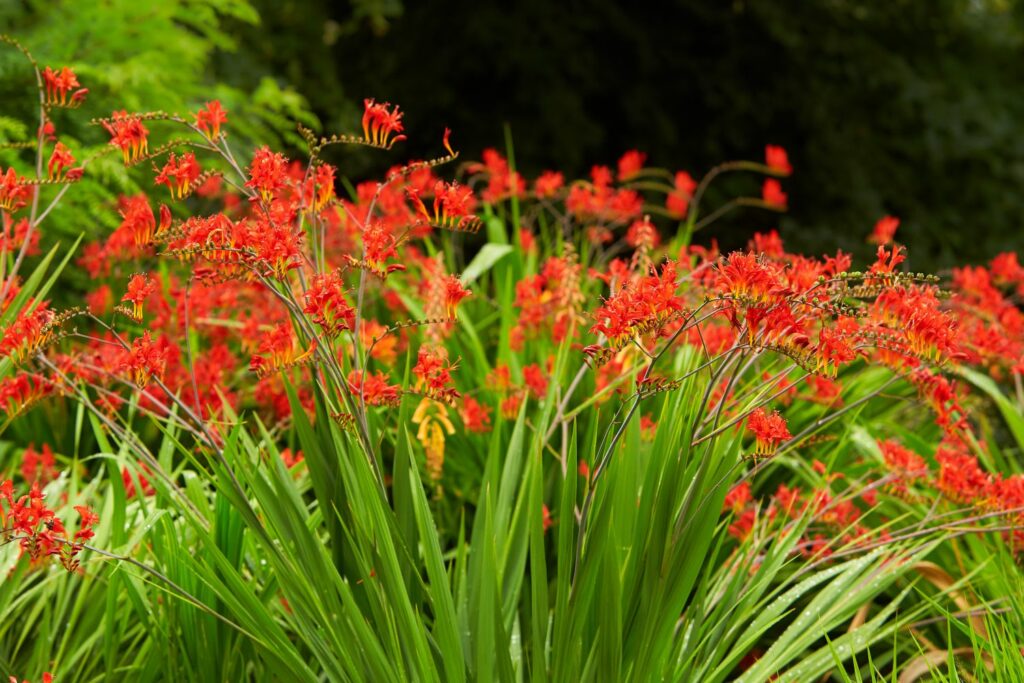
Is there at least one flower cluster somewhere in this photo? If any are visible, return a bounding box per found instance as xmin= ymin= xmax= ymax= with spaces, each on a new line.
xmin=42 ymin=65 xmax=86 ymax=107
xmin=0 ymin=479 xmax=97 ymax=572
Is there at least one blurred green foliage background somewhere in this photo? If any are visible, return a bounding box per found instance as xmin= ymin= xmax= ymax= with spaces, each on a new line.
xmin=5 ymin=0 xmax=1024 ymax=269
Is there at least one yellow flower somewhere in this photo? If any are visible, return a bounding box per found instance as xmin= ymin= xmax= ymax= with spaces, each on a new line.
xmin=412 ymin=397 xmax=455 ymax=480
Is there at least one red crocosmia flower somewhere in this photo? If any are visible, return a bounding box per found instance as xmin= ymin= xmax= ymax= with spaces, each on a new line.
xmin=360 ymin=319 xmax=400 ymax=364
xmin=245 ymin=146 xmax=288 ymax=202
xmin=280 ymin=448 xmax=304 ymax=469
xmin=118 ymin=332 xmax=168 ymax=388
xmin=869 ymin=244 xmax=906 ymax=278
xmin=0 ymin=478 xmax=97 ymax=572
xmin=102 ymin=111 xmax=149 ymax=164
xmin=73 ymin=505 xmax=99 ymax=542
xmin=459 ymin=396 xmax=492 ymax=432
xmin=747 ymin=407 xmax=791 ymax=456
xmin=0 ymin=302 xmax=57 ymax=364
xmin=122 ymin=463 xmax=155 ymax=499
xmin=728 ymin=508 xmax=757 ymax=540
xmin=0 ymin=167 xmax=32 ymax=212
xmin=107 ymin=194 xmax=166 ymax=248
xmin=519 ymin=229 xmax=535 ymax=252
xmin=47 ymin=142 xmax=75 ymax=181
xmin=194 ymin=173 xmax=222 ymax=198
xmin=522 ymin=363 xmax=548 ymax=399
xmin=765 ymin=145 xmax=792 ymax=175
xmin=441 ymin=127 xmax=456 ymax=157
xmin=21 ymin=443 xmax=57 ymax=486
xmin=354 ymin=220 xmax=404 ymax=277
xmin=990 ymin=252 xmax=1024 ymax=290
xmin=40 ymin=120 xmax=56 ymax=142
xmin=590 ymin=165 xmax=613 ymax=188
xmin=117 ymin=273 xmax=158 ymax=322
xmin=347 ymin=370 xmax=402 ymax=407
xmin=814 ymin=326 xmax=858 ymax=376
xmin=534 ymin=170 xmax=564 ymax=198
xmin=935 ymin=444 xmax=990 ymax=504
xmin=248 ymin=217 xmax=305 ymax=280
xmin=249 ymin=324 xmax=316 ymax=379
xmin=806 ymin=375 xmax=842 ymax=405
xmin=761 ymin=178 xmax=787 ymax=209
xmin=903 ymin=304 xmax=959 ymax=362
xmin=877 ymin=440 xmax=927 ymax=494
xmin=723 ymin=481 xmax=751 ymax=514
xmin=409 ymin=180 xmax=477 ymax=230
xmin=715 ymin=252 xmax=781 ymax=303
xmin=155 ymin=152 xmax=201 ymax=200
xmin=666 ymin=171 xmax=697 ymax=218
xmin=640 ymin=414 xmax=658 ymax=441
xmin=488 ymin=365 xmax=513 ymax=392
xmin=42 ymin=66 xmax=86 ymax=107
xmin=304 ymin=163 xmax=336 ymax=212
xmin=617 ymin=149 xmax=647 ymax=181
xmin=500 ymin=392 xmax=523 ymax=419
xmin=748 ymin=230 xmax=785 ymax=259
xmin=441 ymin=275 xmax=471 ymax=319
xmin=1 ymin=217 xmax=40 ymax=256
xmin=362 ymin=99 xmax=407 ymax=149
xmin=0 ymin=374 xmax=57 ymax=419
xmin=13 ymin=674 xmax=55 ymax=683
xmin=773 ymin=483 xmax=804 ymax=518
xmin=194 ymin=100 xmax=228 ymax=139
xmin=748 ymin=303 xmax=806 ymax=347
xmin=541 ymin=504 xmax=553 ymax=533
xmin=578 ymin=460 xmax=591 ymax=479
xmin=591 ymin=260 xmax=686 ymax=347
xmin=303 ymin=270 xmax=355 ymax=337
xmin=469 ymin=149 xmax=526 ymax=202
xmin=413 ymin=346 xmax=459 ymax=403
xmin=625 ymin=216 xmax=660 ymax=250
xmin=869 ymin=215 xmax=900 ymax=245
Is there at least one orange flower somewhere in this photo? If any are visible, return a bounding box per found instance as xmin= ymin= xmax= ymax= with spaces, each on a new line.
xmin=442 ymin=275 xmax=471 ymax=319
xmin=155 ymin=152 xmax=201 ymax=200
xmin=747 ymin=407 xmax=791 ymax=456
xmin=249 ymin=324 xmax=316 ymax=379
xmin=761 ymin=179 xmax=787 ymax=209
xmin=195 ymin=100 xmax=228 ymax=139
xmin=348 ymin=370 xmax=402 ymax=407
xmin=102 ymin=111 xmax=149 ymax=164
xmin=869 ymin=215 xmax=900 ymax=245
xmin=42 ymin=65 xmax=87 ymax=107
xmin=459 ymin=396 xmax=491 ymax=432
xmin=47 ymin=142 xmax=76 ymax=180
xmin=617 ymin=149 xmax=647 ymax=181
xmin=0 ymin=374 xmax=58 ymax=418
xmin=410 ymin=347 xmax=459 ymax=407
xmin=303 ymin=270 xmax=355 ymax=337
xmin=245 ymin=146 xmax=288 ymax=202
xmin=304 ymin=163 xmax=336 ymax=213
xmin=714 ymin=252 xmax=780 ymax=303
xmin=666 ymin=171 xmax=697 ymax=218
xmin=765 ymin=145 xmax=792 ymax=175
xmin=118 ymin=332 xmax=168 ymax=387
xmin=362 ymin=99 xmax=406 ymax=148
xmin=534 ymin=171 xmax=564 ymax=198
xmin=0 ymin=168 xmax=31 ymax=212
xmin=117 ymin=273 xmax=158 ymax=322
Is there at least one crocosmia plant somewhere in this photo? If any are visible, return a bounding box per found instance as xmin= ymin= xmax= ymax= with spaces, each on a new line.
xmin=1 ymin=31 xmax=1023 ymax=682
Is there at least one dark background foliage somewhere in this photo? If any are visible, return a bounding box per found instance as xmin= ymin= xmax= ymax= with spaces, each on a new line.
xmin=5 ymin=0 xmax=1024 ymax=269
xmin=227 ymin=0 xmax=1024 ymax=268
